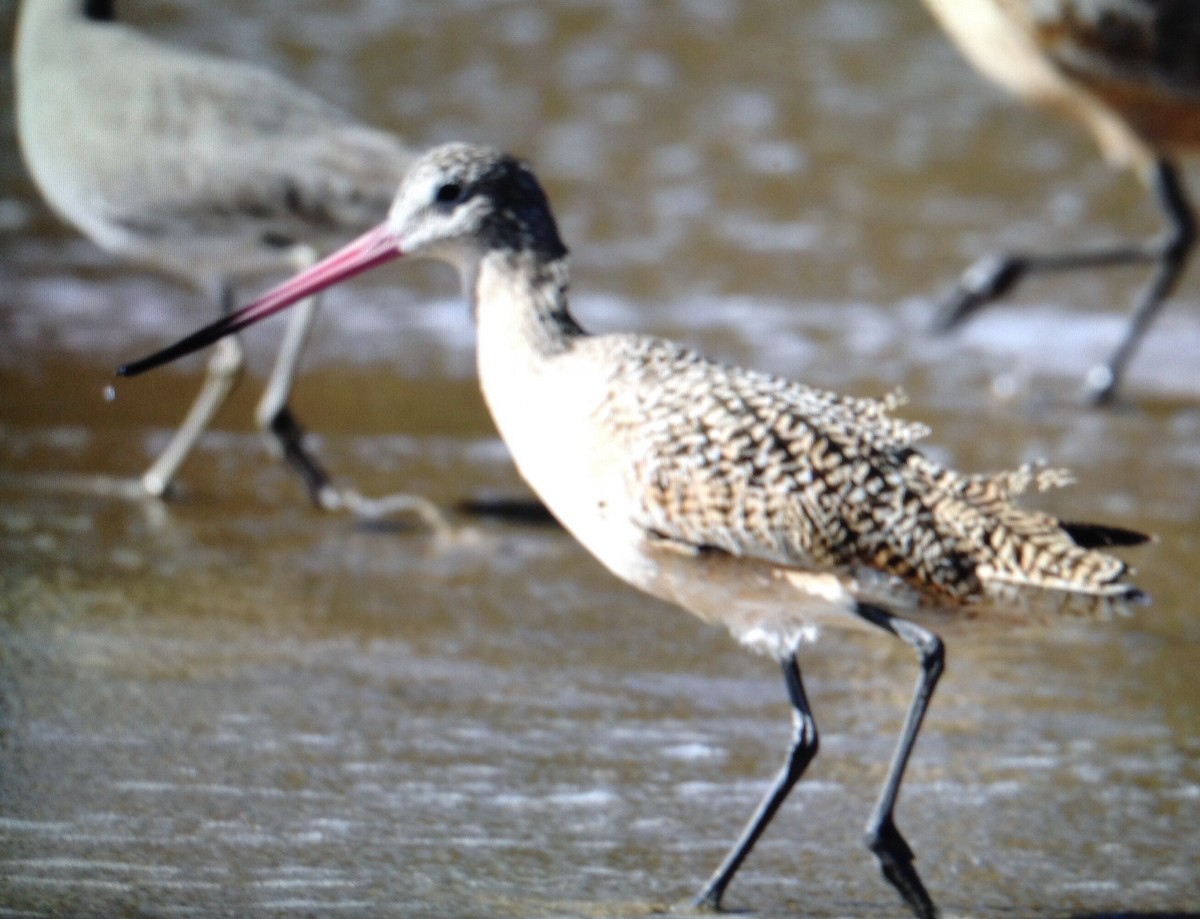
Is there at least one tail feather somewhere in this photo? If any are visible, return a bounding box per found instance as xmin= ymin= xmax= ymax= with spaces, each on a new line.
xmin=1060 ymin=521 xmax=1152 ymax=549
xmin=972 ymin=513 xmax=1143 ymax=598
xmin=911 ymin=457 xmax=1148 ymax=603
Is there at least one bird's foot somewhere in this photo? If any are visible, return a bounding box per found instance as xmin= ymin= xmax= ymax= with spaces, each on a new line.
xmin=865 ymin=817 xmax=939 ymax=919
xmin=1081 ymin=364 xmax=1119 ymax=407
xmin=931 ymin=253 xmax=1026 ymax=332
xmin=688 ymin=890 xmax=722 ymax=913
xmin=140 ymin=468 xmax=173 ymax=500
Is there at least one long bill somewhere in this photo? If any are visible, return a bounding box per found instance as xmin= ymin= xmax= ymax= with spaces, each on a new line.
xmin=117 ymin=223 xmax=403 ymax=377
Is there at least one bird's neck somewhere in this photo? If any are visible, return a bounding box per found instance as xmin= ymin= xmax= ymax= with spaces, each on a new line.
xmin=472 ymin=249 xmax=584 ymax=361
xmin=471 ymin=247 xmax=607 ymax=540
xmin=472 ymin=248 xmax=588 ymax=471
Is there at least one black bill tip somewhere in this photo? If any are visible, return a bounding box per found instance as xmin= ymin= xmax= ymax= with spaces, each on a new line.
xmin=116 ymin=312 xmax=248 ymax=378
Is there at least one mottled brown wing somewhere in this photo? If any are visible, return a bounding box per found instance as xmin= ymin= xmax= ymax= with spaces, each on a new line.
xmin=603 ymin=336 xmax=1145 ymax=608
xmin=603 ymin=338 xmax=982 ymax=598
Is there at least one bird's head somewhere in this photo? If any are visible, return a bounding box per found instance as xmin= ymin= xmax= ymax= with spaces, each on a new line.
xmin=116 ymin=143 xmax=565 ymax=377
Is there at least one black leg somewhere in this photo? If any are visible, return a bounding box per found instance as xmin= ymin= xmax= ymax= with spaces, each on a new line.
xmin=1086 ymin=159 xmax=1195 ymax=404
xmin=853 ymin=602 xmax=944 ymax=919
xmin=265 ymin=405 xmax=336 ymax=507
xmin=930 ymin=239 xmax=1156 ymax=333
xmin=692 ymin=654 xmax=818 ymax=910
xmin=234 ymin=273 xmax=334 ymax=508
xmin=930 ymin=157 xmax=1195 ymax=403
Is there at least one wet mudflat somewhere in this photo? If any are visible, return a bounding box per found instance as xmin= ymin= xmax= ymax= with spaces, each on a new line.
xmin=2 ymin=2 xmax=1199 ymax=917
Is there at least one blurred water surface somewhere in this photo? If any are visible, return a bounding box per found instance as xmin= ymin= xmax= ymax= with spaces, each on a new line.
xmin=1 ymin=2 xmax=1198 ymax=917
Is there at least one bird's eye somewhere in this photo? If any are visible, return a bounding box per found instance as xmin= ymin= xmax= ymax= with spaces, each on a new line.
xmin=434 ymin=182 xmax=464 ymax=205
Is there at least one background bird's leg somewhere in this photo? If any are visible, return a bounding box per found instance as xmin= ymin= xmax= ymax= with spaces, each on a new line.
xmin=854 ymin=603 xmax=943 ymax=919
xmin=931 ymin=158 xmax=1194 ymax=403
xmin=1084 ymin=159 xmax=1195 ymax=404
xmin=692 ymin=654 xmax=818 ymax=910
xmin=254 ymin=243 xmax=335 ymax=501
xmin=255 ymin=246 xmax=449 ymax=530
xmin=141 ymin=280 xmax=244 ymax=498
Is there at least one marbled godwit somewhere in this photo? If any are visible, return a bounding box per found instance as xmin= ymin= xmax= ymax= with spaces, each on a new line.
xmin=923 ymin=0 xmax=1199 ymax=403
xmin=15 ymin=0 xmax=442 ymax=524
xmin=118 ymin=143 xmax=1150 ymax=917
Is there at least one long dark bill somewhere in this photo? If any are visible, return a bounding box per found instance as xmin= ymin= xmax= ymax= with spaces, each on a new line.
xmin=117 ymin=223 xmax=403 ymax=377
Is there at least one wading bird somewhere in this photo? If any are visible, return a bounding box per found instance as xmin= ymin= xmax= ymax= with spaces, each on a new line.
xmin=118 ymin=143 xmax=1149 ymax=917
xmin=15 ymin=0 xmax=442 ymax=524
xmin=923 ymin=0 xmax=1199 ymax=403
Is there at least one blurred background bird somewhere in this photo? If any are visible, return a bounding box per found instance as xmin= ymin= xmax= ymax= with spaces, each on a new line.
xmin=923 ymin=0 xmax=1200 ymax=404
xmin=15 ymin=0 xmax=443 ymax=525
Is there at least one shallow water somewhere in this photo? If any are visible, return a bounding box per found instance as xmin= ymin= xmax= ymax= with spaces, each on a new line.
xmin=1 ymin=2 xmax=1199 ymax=917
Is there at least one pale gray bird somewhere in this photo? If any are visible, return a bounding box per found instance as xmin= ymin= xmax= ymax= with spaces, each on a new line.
xmin=120 ymin=143 xmax=1150 ymax=918
xmin=16 ymin=0 xmax=441 ymax=524
xmin=924 ymin=0 xmax=1199 ymax=403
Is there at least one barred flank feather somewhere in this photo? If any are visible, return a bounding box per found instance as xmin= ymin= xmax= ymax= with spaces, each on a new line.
xmin=594 ymin=336 xmax=1146 ymax=612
